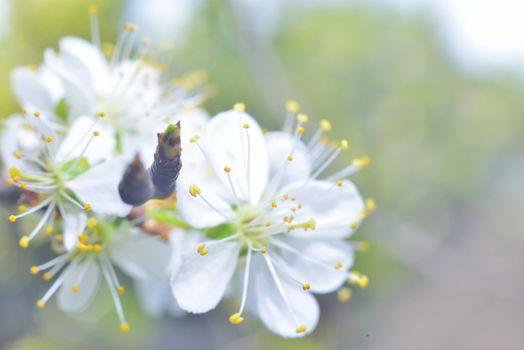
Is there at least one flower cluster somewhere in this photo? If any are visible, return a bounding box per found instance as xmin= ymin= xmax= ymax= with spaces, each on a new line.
xmin=1 ymin=10 xmax=374 ymax=338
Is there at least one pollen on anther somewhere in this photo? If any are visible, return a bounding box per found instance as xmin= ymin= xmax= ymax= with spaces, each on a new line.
xmin=189 ymin=185 xmax=202 ymax=197
xmin=298 ymin=127 xmax=305 ymax=134
xmin=43 ymin=272 xmax=52 ymax=281
xmin=120 ymin=323 xmax=130 ymax=333
xmin=287 ymin=155 xmax=293 ymax=161
xmin=45 ymin=136 xmax=54 ymax=143
xmin=242 ymin=123 xmax=250 ymax=129
xmin=93 ymin=131 xmax=100 ymax=137
xmin=36 ymin=300 xmax=45 ymax=309
xmin=271 ymin=201 xmax=277 ymax=209
xmin=14 ymin=151 xmax=22 ymax=159
xmin=9 ymin=215 xmax=17 ymax=223
xmin=320 ymin=119 xmax=332 ymax=132
xmin=338 ymin=288 xmax=352 ymax=302
xmin=19 ymin=236 xmax=29 ymax=248
xmin=261 ymin=246 xmax=267 ymax=254
xmin=336 ymin=179 xmax=344 ymax=187
xmin=233 ymin=103 xmax=245 ymax=112
xmin=190 ymin=135 xmax=200 ymax=143
xmin=335 ymin=262 xmax=343 ymax=270
xmin=118 ymin=286 xmax=125 ymax=295
xmin=296 ymin=113 xmax=309 ymax=123
xmin=285 ymin=100 xmax=300 ymax=113
xmin=295 ymin=325 xmax=307 ymax=334
xmin=30 ymin=266 xmax=40 ymax=275
xmin=302 ymin=283 xmax=311 ymax=291
xmin=229 ymin=313 xmax=244 ymax=324
xmin=97 ymin=111 xmax=105 ymax=118
xmin=123 ymin=22 xmax=137 ymax=32
xmin=71 ymin=284 xmax=79 ymax=293
xmin=224 ymin=166 xmax=231 ymax=173
xmin=197 ymin=244 xmax=209 ymax=256
xmin=88 ymin=4 xmax=99 ymax=15
xmin=341 ymin=139 xmax=349 ymax=151
xmin=84 ymin=203 xmax=92 ymax=211
xmin=34 ymin=111 xmax=41 ymax=118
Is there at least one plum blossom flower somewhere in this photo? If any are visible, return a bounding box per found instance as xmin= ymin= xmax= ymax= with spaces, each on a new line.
xmin=3 ymin=112 xmax=131 ymax=250
xmin=171 ymin=103 xmax=374 ymax=337
xmin=29 ymin=219 xmax=171 ymax=333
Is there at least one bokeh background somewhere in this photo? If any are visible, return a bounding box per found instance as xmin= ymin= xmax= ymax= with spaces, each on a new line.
xmin=1 ymin=0 xmax=524 ymax=349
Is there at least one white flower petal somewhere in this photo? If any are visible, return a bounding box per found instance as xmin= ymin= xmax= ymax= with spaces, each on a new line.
xmin=283 ymin=179 xmax=365 ymax=239
xmin=266 ymin=131 xmax=311 ymax=187
xmin=276 ymin=238 xmax=354 ymax=294
xmin=57 ymin=258 xmax=101 ymax=313
xmin=0 ymin=116 xmax=40 ymax=171
xmin=59 ymin=37 xmax=110 ymax=94
xmin=55 ymin=116 xmax=116 ymax=164
xmin=202 ymin=110 xmax=269 ymax=204
xmin=110 ymin=230 xmax=171 ymax=280
xmin=58 ymin=203 xmax=87 ymax=251
xmin=134 ymin=279 xmax=180 ymax=318
xmin=66 ymin=156 xmax=132 ymax=216
xmin=254 ymin=256 xmax=319 ymax=338
xmin=10 ymin=67 xmax=55 ymax=111
xmin=172 ymin=241 xmax=240 ymax=313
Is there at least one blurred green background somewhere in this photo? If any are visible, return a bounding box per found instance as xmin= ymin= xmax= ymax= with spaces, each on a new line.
xmin=1 ymin=0 xmax=524 ymax=349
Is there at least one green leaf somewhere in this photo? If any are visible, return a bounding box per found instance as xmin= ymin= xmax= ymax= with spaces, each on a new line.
xmin=204 ymin=222 xmax=238 ymax=240
xmin=54 ymin=98 xmax=69 ymax=123
xmin=149 ymin=210 xmax=193 ymax=230
xmin=60 ymin=157 xmax=90 ymax=179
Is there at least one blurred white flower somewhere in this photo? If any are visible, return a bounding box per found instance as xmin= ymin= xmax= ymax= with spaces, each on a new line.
xmin=3 ymin=113 xmax=130 ymax=250
xmin=171 ymin=104 xmax=373 ymax=337
xmin=30 ymin=220 xmax=171 ymax=333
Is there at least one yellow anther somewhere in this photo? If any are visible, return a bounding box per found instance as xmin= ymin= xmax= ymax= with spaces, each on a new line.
xmin=120 ymin=323 xmax=130 ymax=333
xmin=21 ymin=108 xmax=27 ymax=115
xmin=335 ymin=262 xmax=343 ymax=270
xmin=93 ymin=130 xmax=100 ymax=137
xmin=302 ymin=283 xmax=311 ymax=291
xmin=358 ymin=275 xmax=369 ymax=288
xmin=229 ymin=313 xmax=244 ymax=324
xmin=84 ymin=203 xmax=92 ymax=211
xmin=283 ymin=194 xmax=289 ymax=200
xmin=341 ymin=139 xmax=349 ymax=151
xmin=336 ymin=179 xmax=344 ymax=187
xmin=34 ymin=111 xmax=41 ymax=118
xmin=19 ymin=236 xmax=29 ymax=248
xmin=78 ymin=234 xmax=90 ymax=244
xmin=233 ymin=102 xmax=245 ymax=112
xmin=118 ymin=286 xmax=125 ymax=295
xmin=8 ymin=215 xmax=17 ymax=223
xmin=352 ymin=155 xmax=371 ymax=168
xmin=94 ymin=244 xmax=102 ymax=253
xmin=287 ymin=155 xmax=293 ymax=161
xmin=88 ymin=4 xmax=99 ymax=15
xmin=366 ymin=198 xmax=376 ymax=213
xmin=97 ymin=111 xmax=105 ymax=118
xmin=358 ymin=210 xmax=367 ymax=219
xmin=36 ymin=300 xmax=46 ymax=309
xmin=189 ymin=185 xmax=202 ymax=197
xmin=319 ymin=119 xmax=332 ymax=132
xmin=295 ymin=325 xmax=307 ymax=334
xmin=43 ymin=272 xmax=52 ymax=281
xmin=350 ymin=222 xmax=358 ymax=230
xmin=338 ymin=288 xmax=352 ymax=302
xmin=54 ymin=234 xmax=63 ymax=242
xmin=6 ymin=179 xmax=15 ymax=187
xmin=30 ymin=266 xmax=40 ymax=275
xmin=197 ymin=244 xmax=209 ymax=256
xmin=297 ymin=127 xmax=305 ymax=134
xmin=242 ymin=123 xmax=250 ymax=129
xmin=86 ymin=217 xmax=98 ymax=229
xmin=285 ymin=100 xmax=300 ymax=113
xmin=224 ymin=166 xmax=231 ymax=173
xmin=124 ymin=23 xmax=137 ymax=32
xmin=261 ymin=246 xmax=267 ymax=254
xmin=271 ymin=201 xmax=277 ymax=208
xmin=71 ymin=284 xmax=79 ymax=293
xmin=296 ymin=113 xmax=309 ymax=123
xmin=18 ymin=205 xmax=27 ymax=212
xmin=358 ymin=242 xmax=370 ymax=252
xmin=86 ymin=244 xmax=94 ymax=251
xmin=19 ymin=182 xmax=27 ymax=189
xmin=190 ymin=135 xmax=200 ymax=143
xmin=76 ymin=243 xmax=88 ymax=252
xmin=14 ymin=151 xmax=22 ymax=159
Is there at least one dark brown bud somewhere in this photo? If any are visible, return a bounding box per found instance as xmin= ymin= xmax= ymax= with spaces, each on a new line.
xmin=149 ymin=122 xmax=182 ymax=199
xmin=118 ymin=154 xmax=153 ymax=206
